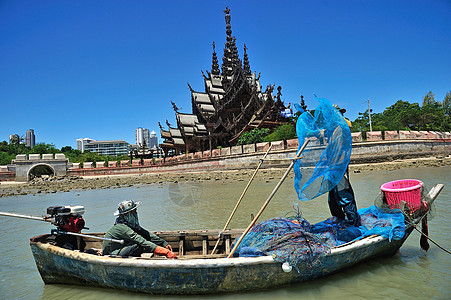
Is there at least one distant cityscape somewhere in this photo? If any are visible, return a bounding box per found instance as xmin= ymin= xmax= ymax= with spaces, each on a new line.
xmin=8 ymin=129 xmax=36 ymax=148
xmin=8 ymin=127 xmax=159 ymax=157
xmin=75 ymin=127 xmax=159 ymax=156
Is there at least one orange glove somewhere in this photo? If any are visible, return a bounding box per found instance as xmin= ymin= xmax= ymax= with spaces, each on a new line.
xmin=154 ymin=246 xmax=178 ymax=259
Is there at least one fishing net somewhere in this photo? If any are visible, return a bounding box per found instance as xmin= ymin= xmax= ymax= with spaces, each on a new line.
xmin=234 ymin=206 xmax=406 ymax=273
xmin=293 ymin=97 xmax=352 ymax=201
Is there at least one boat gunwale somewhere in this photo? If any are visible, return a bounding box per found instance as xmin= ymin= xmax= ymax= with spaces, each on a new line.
xmin=30 ymin=232 xmax=395 ymax=268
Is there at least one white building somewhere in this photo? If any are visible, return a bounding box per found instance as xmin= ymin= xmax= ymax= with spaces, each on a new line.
xmin=149 ymin=130 xmax=158 ymax=149
xmin=135 ymin=128 xmax=150 ymax=148
xmin=76 ymin=138 xmax=96 ymax=153
xmin=76 ymin=138 xmax=129 ymax=156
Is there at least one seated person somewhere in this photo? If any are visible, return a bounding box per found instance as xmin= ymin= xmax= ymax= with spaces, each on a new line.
xmin=102 ymin=200 xmax=177 ymax=258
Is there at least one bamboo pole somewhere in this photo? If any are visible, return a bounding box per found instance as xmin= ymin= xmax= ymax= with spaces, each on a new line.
xmin=227 ymin=139 xmax=310 ymax=258
xmin=211 ymin=144 xmax=273 ymax=255
xmin=0 ymin=211 xmax=50 ymax=222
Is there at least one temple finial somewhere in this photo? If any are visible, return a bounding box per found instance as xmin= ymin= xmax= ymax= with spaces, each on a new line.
xmin=211 ymin=41 xmax=220 ymax=75
xmin=243 ymin=43 xmax=251 ymax=75
xmin=171 ymin=101 xmax=180 ymax=112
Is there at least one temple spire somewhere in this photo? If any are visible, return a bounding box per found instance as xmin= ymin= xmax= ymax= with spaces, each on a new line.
xmin=211 ymin=41 xmax=220 ymax=75
xmin=222 ymin=7 xmax=241 ymax=83
xmin=243 ymin=44 xmax=251 ymax=76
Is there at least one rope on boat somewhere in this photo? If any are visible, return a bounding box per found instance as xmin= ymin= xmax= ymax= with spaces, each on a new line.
xmin=403 ymin=214 xmax=451 ymax=255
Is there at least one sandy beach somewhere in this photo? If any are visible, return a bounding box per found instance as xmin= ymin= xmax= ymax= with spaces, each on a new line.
xmin=0 ymin=155 xmax=450 ymax=198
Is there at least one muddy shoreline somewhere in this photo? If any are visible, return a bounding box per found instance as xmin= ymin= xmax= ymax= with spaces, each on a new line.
xmin=0 ymin=155 xmax=450 ymax=198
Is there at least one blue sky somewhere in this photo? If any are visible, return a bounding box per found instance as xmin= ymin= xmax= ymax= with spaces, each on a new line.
xmin=1 ymin=0 xmax=450 ymax=149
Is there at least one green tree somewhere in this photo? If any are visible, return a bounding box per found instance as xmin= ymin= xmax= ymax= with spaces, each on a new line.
xmin=443 ymin=91 xmax=451 ymax=116
xmin=237 ymin=128 xmax=270 ymax=145
xmin=382 ymin=100 xmax=421 ymax=130
xmin=418 ymin=101 xmax=445 ymax=130
xmin=422 ymin=91 xmax=436 ymax=106
xmin=31 ymin=143 xmax=59 ymax=155
xmin=263 ymin=123 xmax=297 ymax=142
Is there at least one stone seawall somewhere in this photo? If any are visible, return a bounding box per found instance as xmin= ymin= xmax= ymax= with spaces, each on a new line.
xmin=67 ymin=139 xmax=451 ymax=177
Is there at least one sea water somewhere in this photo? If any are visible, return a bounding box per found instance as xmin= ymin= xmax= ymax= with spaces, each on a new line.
xmin=0 ymin=167 xmax=449 ymax=299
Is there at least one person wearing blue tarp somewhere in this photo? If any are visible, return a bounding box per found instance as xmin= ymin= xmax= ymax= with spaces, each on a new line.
xmin=328 ymin=105 xmax=360 ymax=226
xmin=293 ymin=98 xmax=360 ymax=226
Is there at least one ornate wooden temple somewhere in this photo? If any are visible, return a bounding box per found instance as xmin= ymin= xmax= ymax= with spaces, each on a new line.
xmin=159 ymin=7 xmax=295 ymax=155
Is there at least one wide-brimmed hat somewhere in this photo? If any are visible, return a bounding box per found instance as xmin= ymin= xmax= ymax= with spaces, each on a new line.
xmin=114 ymin=200 xmax=141 ymax=216
xmin=333 ymin=104 xmax=346 ymax=114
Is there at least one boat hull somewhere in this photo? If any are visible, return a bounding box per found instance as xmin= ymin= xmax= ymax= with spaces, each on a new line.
xmin=30 ymin=228 xmax=412 ymax=294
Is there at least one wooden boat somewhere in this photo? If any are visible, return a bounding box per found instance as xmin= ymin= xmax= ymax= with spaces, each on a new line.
xmin=29 ymin=184 xmax=443 ymax=295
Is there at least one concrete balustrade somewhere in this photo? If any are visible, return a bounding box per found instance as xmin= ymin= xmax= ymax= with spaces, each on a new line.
xmin=286 ymin=138 xmax=299 ymax=149
xmin=256 ymin=142 xmax=270 ymax=152
xmin=29 ymin=154 xmax=41 ymax=160
xmin=427 ymin=131 xmax=438 ymax=139
xmin=4 ymin=130 xmax=450 ymax=180
xmin=384 ymin=131 xmax=398 ymax=140
xmin=366 ymin=131 xmax=383 ymax=141
xmin=175 ymin=155 xmax=185 ymax=162
xmin=435 ymin=132 xmax=445 ymax=139
xmin=270 ymin=140 xmax=284 ymax=151
xmin=242 ymin=144 xmax=256 ymax=153
xmin=15 ymin=154 xmax=27 ymax=161
xmin=143 ymin=159 xmax=153 ymax=165
xmin=410 ymin=131 xmax=422 ymax=139
xmin=398 ymin=131 xmax=412 ymax=139
xmin=220 ymin=147 xmax=231 ymax=156
xmin=419 ymin=131 xmax=429 ymax=139
xmin=55 ymin=153 xmax=66 ymax=160
xmin=230 ymin=145 xmax=243 ymax=155
xmin=351 ymin=132 xmax=363 ymax=143
xmin=211 ymin=149 xmax=221 ymax=157
xmin=203 ymin=150 xmax=212 ymax=158
xmin=42 ymin=154 xmax=54 ymax=160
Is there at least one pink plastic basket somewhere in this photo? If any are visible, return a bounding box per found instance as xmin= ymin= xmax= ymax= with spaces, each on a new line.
xmin=380 ymin=179 xmax=423 ymax=211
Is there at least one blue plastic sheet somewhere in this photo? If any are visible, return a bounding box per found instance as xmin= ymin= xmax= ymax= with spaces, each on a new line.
xmin=294 ymin=97 xmax=352 ymax=201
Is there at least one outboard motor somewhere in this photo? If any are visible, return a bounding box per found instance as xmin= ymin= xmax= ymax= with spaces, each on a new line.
xmin=46 ymin=205 xmax=86 ymax=233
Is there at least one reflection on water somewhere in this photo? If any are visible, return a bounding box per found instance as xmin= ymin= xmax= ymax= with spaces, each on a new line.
xmin=0 ymin=167 xmax=449 ymax=299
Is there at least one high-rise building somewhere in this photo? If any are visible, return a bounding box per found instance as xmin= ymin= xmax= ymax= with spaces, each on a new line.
xmin=149 ymin=130 xmax=158 ymax=149
xmin=25 ymin=129 xmax=35 ymax=148
xmin=135 ymin=128 xmax=150 ymax=148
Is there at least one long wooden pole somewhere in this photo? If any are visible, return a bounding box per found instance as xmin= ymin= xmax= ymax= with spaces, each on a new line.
xmin=0 ymin=211 xmax=124 ymax=244
xmin=227 ymin=139 xmax=310 ymax=258
xmin=211 ymin=144 xmax=273 ymax=255
xmin=0 ymin=211 xmax=50 ymax=222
